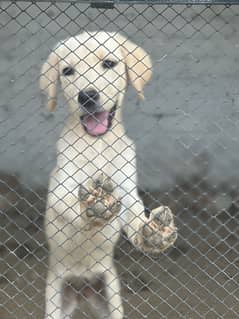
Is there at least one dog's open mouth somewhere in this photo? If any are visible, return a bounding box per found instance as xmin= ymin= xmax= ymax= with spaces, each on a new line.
xmin=80 ymin=104 xmax=117 ymax=137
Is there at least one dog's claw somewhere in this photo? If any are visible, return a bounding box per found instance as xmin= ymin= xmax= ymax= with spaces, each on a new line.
xmin=80 ymin=174 xmax=121 ymax=227
xmin=142 ymin=224 xmax=154 ymax=237
xmin=111 ymin=200 xmax=121 ymax=214
xmin=78 ymin=185 xmax=91 ymax=201
xmin=103 ymin=210 xmax=113 ymax=219
xmin=153 ymin=206 xmax=174 ymax=227
xmin=135 ymin=206 xmax=177 ymax=254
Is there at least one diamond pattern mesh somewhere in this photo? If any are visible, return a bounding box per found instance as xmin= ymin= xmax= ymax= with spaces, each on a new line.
xmin=0 ymin=1 xmax=239 ymax=319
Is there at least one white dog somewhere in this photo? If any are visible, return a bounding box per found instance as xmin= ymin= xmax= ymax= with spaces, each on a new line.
xmin=40 ymin=31 xmax=177 ymax=319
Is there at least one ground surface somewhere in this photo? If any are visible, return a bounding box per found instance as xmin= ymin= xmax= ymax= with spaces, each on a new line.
xmin=0 ymin=174 xmax=238 ymax=319
xmin=0 ymin=2 xmax=239 ymax=319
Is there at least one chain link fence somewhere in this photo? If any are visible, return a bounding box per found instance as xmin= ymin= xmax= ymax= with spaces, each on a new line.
xmin=0 ymin=1 xmax=239 ymax=318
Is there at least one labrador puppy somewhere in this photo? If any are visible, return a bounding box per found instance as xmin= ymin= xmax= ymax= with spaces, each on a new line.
xmin=40 ymin=31 xmax=177 ymax=319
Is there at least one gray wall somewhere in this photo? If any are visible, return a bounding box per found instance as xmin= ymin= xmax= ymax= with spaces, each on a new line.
xmin=1 ymin=3 xmax=239 ymax=190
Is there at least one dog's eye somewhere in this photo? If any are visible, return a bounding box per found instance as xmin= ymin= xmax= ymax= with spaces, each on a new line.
xmin=62 ymin=66 xmax=75 ymax=76
xmin=102 ymin=60 xmax=118 ymax=69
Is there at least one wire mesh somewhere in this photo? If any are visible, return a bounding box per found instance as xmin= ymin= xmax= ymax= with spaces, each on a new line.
xmin=0 ymin=1 xmax=239 ymax=319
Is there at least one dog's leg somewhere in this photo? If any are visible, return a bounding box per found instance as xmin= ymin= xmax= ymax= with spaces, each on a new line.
xmin=104 ymin=267 xmax=124 ymax=319
xmin=88 ymin=294 xmax=111 ymax=319
xmin=79 ymin=174 xmax=121 ymax=229
xmin=45 ymin=269 xmax=64 ymax=319
xmin=61 ymin=282 xmax=78 ymax=319
xmin=121 ymin=192 xmax=177 ymax=254
xmin=45 ymin=269 xmax=79 ymax=319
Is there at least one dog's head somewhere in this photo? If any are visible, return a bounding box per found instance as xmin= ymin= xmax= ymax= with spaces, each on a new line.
xmin=40 ymin=31 xmax=152 ymax=136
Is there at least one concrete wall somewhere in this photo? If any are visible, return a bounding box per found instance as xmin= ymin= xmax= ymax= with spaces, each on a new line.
xmin=1 ymin=3 xmax=239 ymax=190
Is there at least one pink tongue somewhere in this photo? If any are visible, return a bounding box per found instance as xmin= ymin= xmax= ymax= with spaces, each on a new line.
xmin=83 ymin=111 xmax=109 ymax=136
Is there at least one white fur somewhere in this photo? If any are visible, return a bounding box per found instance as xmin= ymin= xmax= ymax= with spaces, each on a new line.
xmin=41 ymin=31 xmax=153 ymax=319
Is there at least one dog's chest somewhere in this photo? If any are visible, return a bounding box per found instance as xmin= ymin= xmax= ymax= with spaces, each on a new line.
xmin=57 ymin=133 xmax=136 ymax=179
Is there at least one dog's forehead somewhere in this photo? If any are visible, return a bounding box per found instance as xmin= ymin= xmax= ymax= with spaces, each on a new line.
xmin=59 ymin=32 xmax=122 ymax=61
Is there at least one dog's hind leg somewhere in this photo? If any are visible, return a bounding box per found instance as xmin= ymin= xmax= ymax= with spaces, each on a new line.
xmin=76 ymin=272 xmax=122 ymax=319
xmin=82 ymin=268 xmax=124 ymax=319
xmin=104 ymin=267 xmax=124 ymax=319
xmin=87 ymin=294 xmax=111 ymax=319
xmin=61 ymin=283 xmax=78 ymax=319
xmin=45 ymin=269 xmax=65 ymax=319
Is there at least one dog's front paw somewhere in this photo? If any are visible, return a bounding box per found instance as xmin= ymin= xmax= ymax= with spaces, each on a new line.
xmin=79 ymin=174 xmax=121 ymax=227
xmin=134 ymin=206 xmax=177 ymax=254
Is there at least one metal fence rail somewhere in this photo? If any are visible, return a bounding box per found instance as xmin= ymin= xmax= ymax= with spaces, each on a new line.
xmin=9 ymin=1 xmax=239 ymax=4
xmin=0 ymin=1 xmax=239 ymax=319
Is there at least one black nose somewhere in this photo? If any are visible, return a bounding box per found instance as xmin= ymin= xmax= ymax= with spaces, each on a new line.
xmin=78 ymin=89 xmax=100 ymax=108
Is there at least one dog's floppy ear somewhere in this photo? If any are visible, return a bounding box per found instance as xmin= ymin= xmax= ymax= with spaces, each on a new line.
xmin=40 ymin=49 xmax=60 ymax=112
xmin=117 ymin=34 xmax=152 ymax=100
